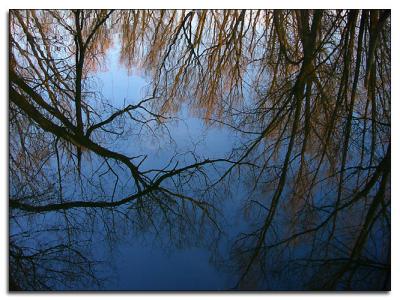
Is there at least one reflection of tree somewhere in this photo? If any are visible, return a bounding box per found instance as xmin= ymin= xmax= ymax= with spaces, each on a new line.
xmin=117 ymin=9 xmax=390 ymax=290
xmin=9 ymin=10 xmax=227 ymax=290
xmin=212 ymin=10 xmax=390 ymax=290
xmin=9 ymin=9 xmax=390 ymax=290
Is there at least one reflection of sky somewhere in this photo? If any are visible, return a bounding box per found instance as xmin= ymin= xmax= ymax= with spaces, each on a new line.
xmin=10 ymin=33 xmax=390 ymax=291
xmin=87 ymin=41 xmax=240 ymax=290
xmin=88 ymin=42 xmax=389 ymax=289
xmin=109 ymin=245 xmax=229 ymax=290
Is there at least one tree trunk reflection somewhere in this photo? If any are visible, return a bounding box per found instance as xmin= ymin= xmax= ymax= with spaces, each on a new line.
xmin=9 ymin=9 xmax=390 ymax=291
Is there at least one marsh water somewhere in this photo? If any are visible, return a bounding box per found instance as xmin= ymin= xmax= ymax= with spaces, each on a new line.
xmin=9 ymin=10 xmax=390 ymax=291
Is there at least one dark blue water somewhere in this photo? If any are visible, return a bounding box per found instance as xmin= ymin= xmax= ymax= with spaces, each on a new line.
xmin=9 ymin=13 xmax=390 ymax=291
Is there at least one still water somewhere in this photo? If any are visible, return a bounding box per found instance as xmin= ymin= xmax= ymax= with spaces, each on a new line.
xmin=9 ymin=10 xmax=390 ymax=291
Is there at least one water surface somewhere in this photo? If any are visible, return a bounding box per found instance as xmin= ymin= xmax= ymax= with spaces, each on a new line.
xmin=9 ymin=9 xmax=391 ymax=291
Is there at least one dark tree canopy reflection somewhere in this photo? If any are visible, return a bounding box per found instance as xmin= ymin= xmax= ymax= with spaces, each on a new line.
xmin=9 ymin=9 xmax=390 ymax=291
